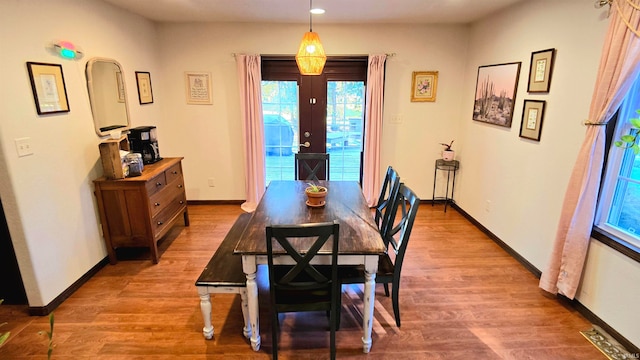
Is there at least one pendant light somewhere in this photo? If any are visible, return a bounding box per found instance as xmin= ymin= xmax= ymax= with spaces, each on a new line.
xmin=295 ymin=0 xmax=326 ymax=75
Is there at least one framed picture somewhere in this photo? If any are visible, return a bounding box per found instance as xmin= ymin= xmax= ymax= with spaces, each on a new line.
xmin=527 ymin=48 xmax=556 ymax=93
xmin=519 ymin=100 xmax=546 ymax=141
xmin=26 ymin=62 xmax=70 ymax=115
xmin=472 ymin=62 xmax=521 ymax=128
xmin=411 ymin=71 xmax=438 ymax=102
xmin=115 ymin=71 xmax=125 ymax=103
xmin=185 ymin=71 xmax=212 ymax=105
xmin=135 ymin=71 xmax=154 ymax=104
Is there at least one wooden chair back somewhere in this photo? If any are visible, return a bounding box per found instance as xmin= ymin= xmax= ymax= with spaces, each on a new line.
xmin=295 ymin=153 xmax=330 ymax=181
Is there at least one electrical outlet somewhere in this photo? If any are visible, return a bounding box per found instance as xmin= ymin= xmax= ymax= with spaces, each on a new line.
xmin=208 ymin=178 xmax=215 ymax=187
xmin=485 ymin=200 xmax=491 ymax=213
xmin=15 ymin=137 xmax=33 ymax=157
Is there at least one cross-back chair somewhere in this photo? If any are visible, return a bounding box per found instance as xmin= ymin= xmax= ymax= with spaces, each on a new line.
xmin=266 ymin=221 xmax=340 ymax=360
xmin=340 ymin=183 xmax=420 ymax=327
xmin=374 ymin=166 xmax=401 ymax=239
xmin=295 ymin=153 xmax=330 ymax=181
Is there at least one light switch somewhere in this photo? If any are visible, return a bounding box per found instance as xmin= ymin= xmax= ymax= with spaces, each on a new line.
xmin=15 ymin=137 xmax=33 ymax=157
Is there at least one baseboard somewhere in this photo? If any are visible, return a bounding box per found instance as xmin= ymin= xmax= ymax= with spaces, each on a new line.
xmin=28 ymin=257 xmax=109 ymax=316
xmin=451 ymin=203 xmax=639 ymax=354
xmin=451 ymin=203 xmax=541 ymax=277
xmin=187 ymin=200 xmax=244 ymax=205
xmin=570 ymin=297 xmax=640 ymax=354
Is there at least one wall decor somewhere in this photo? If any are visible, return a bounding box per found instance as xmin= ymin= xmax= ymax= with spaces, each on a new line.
xmin=185 ymin=71 xmax=212 ymax=105
xmin=135 ymin=71 xmax=154 ymax=104
xmin=527 ymin=48 xmax=556 ymax=93
xmin=472 ymin=62 xmax=521 ymax=128
xmin=26 ymin=62 xmax=70 ymax=115
xmin=115 ymin=70 xmax=125 ymax=103
xmin=410 ymin=71 xmax=438 ymax=102
xmin=519 ymin=100 xmax=546 ymax=141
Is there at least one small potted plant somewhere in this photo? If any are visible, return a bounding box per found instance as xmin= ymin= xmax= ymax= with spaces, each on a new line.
xmin=440 ymin=140 xmax=455 ymax=161
xmin=305 ymin=182 xmax=327 ymax=207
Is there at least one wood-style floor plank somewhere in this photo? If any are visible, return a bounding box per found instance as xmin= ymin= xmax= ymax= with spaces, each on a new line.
xmin=0 ymin=204 xmax=604 ymax=359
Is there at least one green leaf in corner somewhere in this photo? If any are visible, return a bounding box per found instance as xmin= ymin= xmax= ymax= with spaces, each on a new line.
xmin=633 ymin=143 xmax=640 ymax=155
xmin=631 ymin=117 xmax=640 ymax=129
xmin=0 ymin=331 xmax=9 ymax=347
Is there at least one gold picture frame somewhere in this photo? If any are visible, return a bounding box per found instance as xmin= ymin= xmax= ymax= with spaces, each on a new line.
xmin=519 ymin=100 xmax=546 ymax=141
xmin=411 ymin=71 xmax=438 ymax=102
xmin=527 ymin=48 xmax=556 ymax=93
xmin=26 ymin=62 xmax=70 ymax=115
xmin=135 ymin=71 xmax=154 ymax=104
xmin=185 ymin=71 xmax=212 ymax=105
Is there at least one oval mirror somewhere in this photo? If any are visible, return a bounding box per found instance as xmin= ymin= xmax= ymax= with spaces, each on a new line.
xmin=86 ymin=58 xmax=131 ymax=137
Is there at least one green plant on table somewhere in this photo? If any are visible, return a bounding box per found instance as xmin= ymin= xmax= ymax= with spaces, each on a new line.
xmin=614 ymin=109 xmax=640 ymax=155
xmin=306 ymin=182 xmax=326 ymax=192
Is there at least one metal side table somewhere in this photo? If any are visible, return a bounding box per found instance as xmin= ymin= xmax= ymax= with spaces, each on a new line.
xmin=432 ymin=159 xmax=459 ymax=212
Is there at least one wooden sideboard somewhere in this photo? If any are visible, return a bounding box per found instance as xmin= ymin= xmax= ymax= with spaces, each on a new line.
xmin=94 ymin=157 xmax=189 ymax=264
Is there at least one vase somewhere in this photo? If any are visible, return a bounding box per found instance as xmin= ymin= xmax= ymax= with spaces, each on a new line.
xmin=442 ymin=150 xmax=455 ymax=161
xmin=305 ymin=186 xmax=327 ymax=207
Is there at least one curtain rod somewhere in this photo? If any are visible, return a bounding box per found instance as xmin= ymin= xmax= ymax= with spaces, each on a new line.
xmin=232 ymin=52 xmax=396 ymax=57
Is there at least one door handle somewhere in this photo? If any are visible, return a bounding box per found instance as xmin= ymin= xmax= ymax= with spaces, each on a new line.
xmin=299 ymin=141 xmax=310 ymax=148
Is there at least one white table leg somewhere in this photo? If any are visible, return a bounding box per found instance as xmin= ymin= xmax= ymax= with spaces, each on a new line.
xmin=197 ymin=286 xmax=214 ymax=339
xmin=243 ymin=255 xmax=261 ymax=351
xmin=362 ymin=255 xmax=378 ymax=353
xmin=239 ymin=288 xmax=251 ymax=339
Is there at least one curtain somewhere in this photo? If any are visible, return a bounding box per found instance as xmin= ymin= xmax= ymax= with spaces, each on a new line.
xmin=236 ymin=54 xmax=266 ymax=213
xmin=539 ymin=0 xmax=640 ymax=299
xmin=362 ymin=54 xmax=387 ymax=206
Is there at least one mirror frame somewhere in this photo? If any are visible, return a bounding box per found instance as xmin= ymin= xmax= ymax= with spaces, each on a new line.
xmin=86 ymin=57 xmax=131 ymax=137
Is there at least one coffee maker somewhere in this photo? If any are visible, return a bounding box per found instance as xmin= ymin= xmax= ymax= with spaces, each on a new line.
xmin=128 ymin=126 xmax=162 ymax=164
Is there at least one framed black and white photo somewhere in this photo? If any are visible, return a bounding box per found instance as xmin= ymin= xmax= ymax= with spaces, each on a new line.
xmin=527 ymin=48 xmax=556 ymax=93
xmin=135 ymin=71 xmax=154 ymax=104
xmin=519 ymin=100 xmax=546 ymax=141
xmin=26 ymin=62 xmax=70 ymax=115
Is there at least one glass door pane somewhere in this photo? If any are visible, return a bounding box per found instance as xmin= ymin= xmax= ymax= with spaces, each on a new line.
xmin=262 ymin=80 xmax=299 ymax=185
xmin=326 ymin=81 xmax=365 ymax=182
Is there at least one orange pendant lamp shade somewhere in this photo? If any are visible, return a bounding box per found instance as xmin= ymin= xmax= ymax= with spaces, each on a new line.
xmin=295 ymin=31 xmax=326 ymax=75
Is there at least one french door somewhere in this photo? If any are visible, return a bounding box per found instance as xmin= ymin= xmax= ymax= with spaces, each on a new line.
xmin=261 ymin=57 xmax=367 ymax=185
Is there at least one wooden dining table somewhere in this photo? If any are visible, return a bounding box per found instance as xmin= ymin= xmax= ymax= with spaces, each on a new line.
xmin=234 ymin=180 xmax=385 ymax=353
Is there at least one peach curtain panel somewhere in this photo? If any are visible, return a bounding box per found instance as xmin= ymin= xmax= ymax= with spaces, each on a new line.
xmin=362 ymin=54 xmax=387 ymax=206
xmin=539 ymin=0 xmax=640 ymax=298
xmin=236 ymin=54 xmax=266 ymax=213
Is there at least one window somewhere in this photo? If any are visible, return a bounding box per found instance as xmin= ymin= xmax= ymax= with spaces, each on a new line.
xmin=595 ymin=74 xmax=640 ymax=255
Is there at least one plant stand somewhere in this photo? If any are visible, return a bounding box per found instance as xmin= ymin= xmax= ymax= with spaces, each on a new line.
xmin=432 ymin=159 xmax=459 ymax=212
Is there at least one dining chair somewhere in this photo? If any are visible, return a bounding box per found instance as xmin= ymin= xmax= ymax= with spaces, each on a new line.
xmin=374 ymin=166 xmax=401 ymax=239
xmin=339 ymin=183 xmax=420 ymax=327
xmin=295 ymin=153 xmax=330 ymax=181
xmin=266 ymin=221 xmax=340 ymax=360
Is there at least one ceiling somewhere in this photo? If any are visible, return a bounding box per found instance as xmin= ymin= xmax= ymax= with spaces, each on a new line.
xmin=101 ymin=0 xmax=526 ymax=25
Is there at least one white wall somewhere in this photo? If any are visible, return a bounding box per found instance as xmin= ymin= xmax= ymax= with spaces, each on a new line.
xmin=458 ymin=0 xmax=640 ymax=347
xmin=1 ymin=0 xmax=637 ymax=349
xmin=156 ymin=22 xmax=469 ymax=200
xmin=0 ymin=0 xmax=161 ymax=306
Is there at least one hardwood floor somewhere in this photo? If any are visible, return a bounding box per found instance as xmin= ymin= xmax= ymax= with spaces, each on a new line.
xmin=0 ymin=204 xmax=604 ymax=359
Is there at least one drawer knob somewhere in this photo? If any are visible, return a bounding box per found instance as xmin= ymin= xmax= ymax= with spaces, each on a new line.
xmin=157 ymin=221 xmax=164 ymax=225
xmin=172 ymin=171 xmax=178 ymax=174
xmin=154 ymin=202 xmax=160 ymax=207
xmin=156 ymin=182 xmax=162 ymax=187
xmin=179 ymin=200 xmax=184 ymax=204
xmin=178 ymin=184 xmax=183 ymax=188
